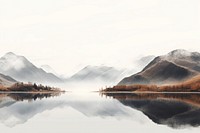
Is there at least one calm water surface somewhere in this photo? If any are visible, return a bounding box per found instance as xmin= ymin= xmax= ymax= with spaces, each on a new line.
xmin=0 ymin=92 xmax=200 ymax=133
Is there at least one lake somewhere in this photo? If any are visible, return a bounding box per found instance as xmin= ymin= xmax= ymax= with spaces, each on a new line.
xmin=0 ymin=92 xmax=200 ymax=133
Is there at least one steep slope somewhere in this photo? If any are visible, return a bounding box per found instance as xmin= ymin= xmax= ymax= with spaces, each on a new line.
xmin=68 ymin=65 xmax=129 ymax=82
xmin=119 ymin=49 xmax=200 ymax=85
xmin=0 ymin=73 xmax=17 ymax=87
xmin=0 ymin=52 xmax=62 ymax=83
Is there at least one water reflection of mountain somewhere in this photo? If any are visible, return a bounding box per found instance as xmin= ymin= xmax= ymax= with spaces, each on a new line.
xmin=0 ymin=92 xmax=136 ymax=128
xmin=102 ymin=93 xmax=200 ymax=128
xmin=0 ymin=92 xmax=64 ymax=127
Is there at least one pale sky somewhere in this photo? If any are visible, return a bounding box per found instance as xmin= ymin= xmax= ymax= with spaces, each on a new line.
xmin=0 ymin=0 xmax=200 ymax=76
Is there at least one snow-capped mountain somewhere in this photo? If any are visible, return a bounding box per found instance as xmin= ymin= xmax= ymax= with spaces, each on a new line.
xmin=68 ymin=65 xmax=132 ymax=83
xmin=0 ymin=52 xmax=63 ymax=83
xmin=119 ymin=49 xmax=200 ymax=85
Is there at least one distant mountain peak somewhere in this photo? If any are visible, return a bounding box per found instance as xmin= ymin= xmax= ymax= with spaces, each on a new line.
xmin=5 ymin=52 xmax=16 ymax=56
xmin=68 ymin=65 xmax=129 ymax=83
xmin=3 ymin=52 xmax=18 ymax=59
xmin=3 ymin=52 xmax=26 ymax=61
xmin=167 ymin=49 xmax=191 ymax=58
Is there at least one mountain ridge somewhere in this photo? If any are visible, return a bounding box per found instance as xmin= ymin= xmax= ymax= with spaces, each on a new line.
xmin=118 ymin=49 xmax=200 ymax=85
xmin=0 ymin=52 xmax=63 ymax=83
xmin=67 ymin=65 xmax=131 ymax=83
xmin=0 ymin=73 xmax=17 ymax=87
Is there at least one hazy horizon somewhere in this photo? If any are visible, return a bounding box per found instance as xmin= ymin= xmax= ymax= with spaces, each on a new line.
xmin=1 ymin=0 xmax=200 ymax=76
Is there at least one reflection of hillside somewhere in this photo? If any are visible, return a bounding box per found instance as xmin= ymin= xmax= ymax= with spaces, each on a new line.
xmin=102 ymin=93 xmax=200 ymax=128
xmin=103 ymin=93 xmax=200 ymax=107
xmin=0 ymin=92 xmax=63 ymax=102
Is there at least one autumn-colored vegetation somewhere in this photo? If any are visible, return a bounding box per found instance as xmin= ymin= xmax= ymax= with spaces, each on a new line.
xmin=0 ymin=85 xmax=7 ymax=91
xmin=102 ymin=75 xmax=200 ymax=92
xmin=0 ymin=82 xmax=63 ymax=92
xmin=103 ymin=84 xmax=159 ymax=92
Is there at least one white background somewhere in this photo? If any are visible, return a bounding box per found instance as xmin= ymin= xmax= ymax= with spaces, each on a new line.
xmin=0 ymin=0 xmax=200 ymax=75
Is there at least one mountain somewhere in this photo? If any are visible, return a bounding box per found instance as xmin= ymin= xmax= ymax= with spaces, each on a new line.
xmin=119 ymin=49 xmax=200 ymax=85
xmin=0 ymin=73 xmax=17 ymax=87
xmin=68 ymin=65 xmax=130 ymax=83
xmin=0 ymin=52 xmax=62 ymax=83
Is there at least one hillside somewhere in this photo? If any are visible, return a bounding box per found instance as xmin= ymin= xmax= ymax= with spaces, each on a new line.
xmin=0 ymin=73 xmax=17 ymax=87
xmin=119 ymin=49 xmax=200 ymax=85
xmin=103 ymin=74 xmax=200 ymax=92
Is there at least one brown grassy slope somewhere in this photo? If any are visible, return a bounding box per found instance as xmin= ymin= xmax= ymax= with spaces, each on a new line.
xmin=160 ymin=75 xmax=200 ymax=92
xmin=103 ymin=74 xmax=200 ymax=92
xmin=0 ymin=85 xmax=8 ymax=91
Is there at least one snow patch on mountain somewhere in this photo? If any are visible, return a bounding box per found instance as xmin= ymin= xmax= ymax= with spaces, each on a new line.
xmin=0 ymin=52 xmax=25 ymax=71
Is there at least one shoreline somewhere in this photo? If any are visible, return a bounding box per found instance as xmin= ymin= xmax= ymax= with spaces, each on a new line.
xmin=0 ymin=91 xmax=66 ymax=94
xmin=99 ymin=91 xmax=200 ymax=94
